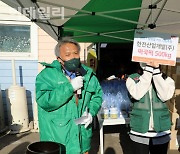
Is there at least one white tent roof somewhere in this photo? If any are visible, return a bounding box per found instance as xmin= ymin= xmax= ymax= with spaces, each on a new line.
xmin=138 ymin=0 xmax=180 ymax=36
xmin=1 ymin=0 xmax=180 ymax=42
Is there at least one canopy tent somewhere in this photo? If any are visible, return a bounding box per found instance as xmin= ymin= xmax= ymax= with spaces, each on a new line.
xmin=1 ymin=0 xmax=180 ymax=43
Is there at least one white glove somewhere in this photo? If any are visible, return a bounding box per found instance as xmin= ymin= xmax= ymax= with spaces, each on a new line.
xmin=84 ymin=113 xmax=93 ymax=128
xmin=71 ymin=76 xmax=83 ymax=91
xmin=82 ymin=111 xmax=93 ymax=129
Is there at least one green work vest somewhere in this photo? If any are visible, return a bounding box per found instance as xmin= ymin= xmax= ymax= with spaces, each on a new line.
xmin=129 ymin=73 xmax=171 ymax=133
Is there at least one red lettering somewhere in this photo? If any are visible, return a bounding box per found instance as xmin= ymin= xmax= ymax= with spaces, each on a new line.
xmin=154 ymin=51 xmax=171 ymax=59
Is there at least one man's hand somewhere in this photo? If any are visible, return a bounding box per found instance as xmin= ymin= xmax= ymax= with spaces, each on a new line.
xmin=71 ymin=76 xmax=83 ymax=91
xmin=83 ymin=113 xmax=93 ymax=128
xmin=81 ymin=108 xmax=93 ymax=128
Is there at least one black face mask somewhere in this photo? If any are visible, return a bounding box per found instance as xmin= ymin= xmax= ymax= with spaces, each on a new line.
xmin=60 ymin=57 xmax=80 ymax=72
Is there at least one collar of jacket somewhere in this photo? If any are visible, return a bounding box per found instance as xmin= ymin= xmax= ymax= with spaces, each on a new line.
xmin=40 ymin=60 xmax=95 ymax=80
xmin=40 ymin=60 xmax=63 ymax=72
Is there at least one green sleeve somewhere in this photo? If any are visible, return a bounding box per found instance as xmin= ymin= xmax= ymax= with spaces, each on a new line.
xmin=88 ymin=76 xmax=103 ymax=116
xmin=35 ymin=72 xmax=74 ymax=112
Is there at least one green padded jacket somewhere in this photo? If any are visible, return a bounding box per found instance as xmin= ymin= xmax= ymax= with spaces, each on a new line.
xmin=35 ymin=60 xmax=102 ymax=154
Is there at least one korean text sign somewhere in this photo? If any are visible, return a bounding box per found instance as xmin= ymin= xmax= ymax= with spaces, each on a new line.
xmin=132 ymin=30 xmax=179 ymax=66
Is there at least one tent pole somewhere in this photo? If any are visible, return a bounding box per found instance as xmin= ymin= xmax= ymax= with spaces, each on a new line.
xmin=144 ymin=0 xmax=163 ymax=25
xmin=73 ymin=34 xmax=96 ymax=38
xmin=16 ymin=0 xmax=25 ymax=8
xmin=151 ymin=0 xmax=163 ymax=7
xmin=96 ymin=43 xmax=101 ymax=79
xmin=153 ymin=0 xmax=168 ymax=24
xmin=65 ymin=27 xmax=134 ymax=42
xmin=37 ymin=0 xmax=146 ymax=26
xmin=160 ymin=8 xmax=180 ymax=13
xmin=102 ymin=29 xmax=135 ymax=35
xmin=99 ymin=7 xmax=146 ymax=14
xmin=31 ymin=1 xmax=59 ymax=38
xmin=144 ymin=0 xmax=167 ymax=26
xmin=97 ymin=13 xmax=146 ymax=26
xmin=97 ymin=43 xmax=100 ymax=62
xmin=101 ymin=34 xmax=133 ymax=42
xmin=50 ymin=14 xmax=90 ymax=20
xmin=157 ymin=21 xmax=180 ymax=27
xmin=58 ymin=26 xmax=64 ymax=40
xmin=145 ymin=10 xmax=152 ymax=24
xmin=64 ymin=27 xmax=97 ymax=35
xmin=34 ymin=20 xmax=58 ymax=27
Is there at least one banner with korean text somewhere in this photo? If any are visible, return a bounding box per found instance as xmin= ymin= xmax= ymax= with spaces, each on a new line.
xmin=132 ymin=30 xmax=179 ymax=66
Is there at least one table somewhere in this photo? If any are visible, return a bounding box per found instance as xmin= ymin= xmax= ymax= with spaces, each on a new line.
xmin=97 ymin=115 xmax=130 ymax=154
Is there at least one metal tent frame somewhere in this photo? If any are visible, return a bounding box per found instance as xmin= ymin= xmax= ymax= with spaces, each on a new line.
xmin=2 ymin=0 xmax=180 ymax=43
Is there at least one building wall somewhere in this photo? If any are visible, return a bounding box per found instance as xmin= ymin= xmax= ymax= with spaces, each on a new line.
xmin=0 ymin=60 xmax=38 ymax=121
xmin=37 ymin=27 xmax=91 ymax=73
xmin=38 ymin=28 xmax=57 ymax=72
xmin=177 ymin=44 xmax=180 ymax=58
xmin=0 ymin=1 xmax=38 ymax=122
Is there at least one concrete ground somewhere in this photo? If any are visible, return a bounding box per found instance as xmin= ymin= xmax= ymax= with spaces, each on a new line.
xmin=0 ymin=124 xmax=179 ymax=154
xmin=0 ymin=124 xmax=132 ymax=154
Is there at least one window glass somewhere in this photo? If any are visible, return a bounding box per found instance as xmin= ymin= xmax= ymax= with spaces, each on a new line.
xmin=0 ymin=25 xmax=30 ymax=53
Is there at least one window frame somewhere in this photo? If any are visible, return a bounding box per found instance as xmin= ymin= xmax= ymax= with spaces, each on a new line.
xmin=0 ymin=21 xmax=38 ymax=60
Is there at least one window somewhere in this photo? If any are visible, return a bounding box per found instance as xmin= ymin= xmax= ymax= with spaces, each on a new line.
xmin=0 ymin=25 xmax=30 ymax=53
xmin=0 ymin=22 xmax=38 ymax=60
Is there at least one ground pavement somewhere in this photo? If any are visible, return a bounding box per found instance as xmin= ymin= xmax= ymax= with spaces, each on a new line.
xmin=0 ymin=125 xmax=177 ymax=154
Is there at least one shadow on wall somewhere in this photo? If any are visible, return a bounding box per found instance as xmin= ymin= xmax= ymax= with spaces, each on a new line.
xmin=26 ymin=90 xmax=33 ymax=122
xmin=19 ymin=66 xmax=23 ymax=87
xmin=19 ymin=65 xmax=33 ymax=121
xmin=1 ymin=90 xmax=7 ymax=126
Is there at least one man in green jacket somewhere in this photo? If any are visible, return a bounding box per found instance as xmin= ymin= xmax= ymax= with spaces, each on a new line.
xmin=35 ymin=38 xmax=102 ymax=154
